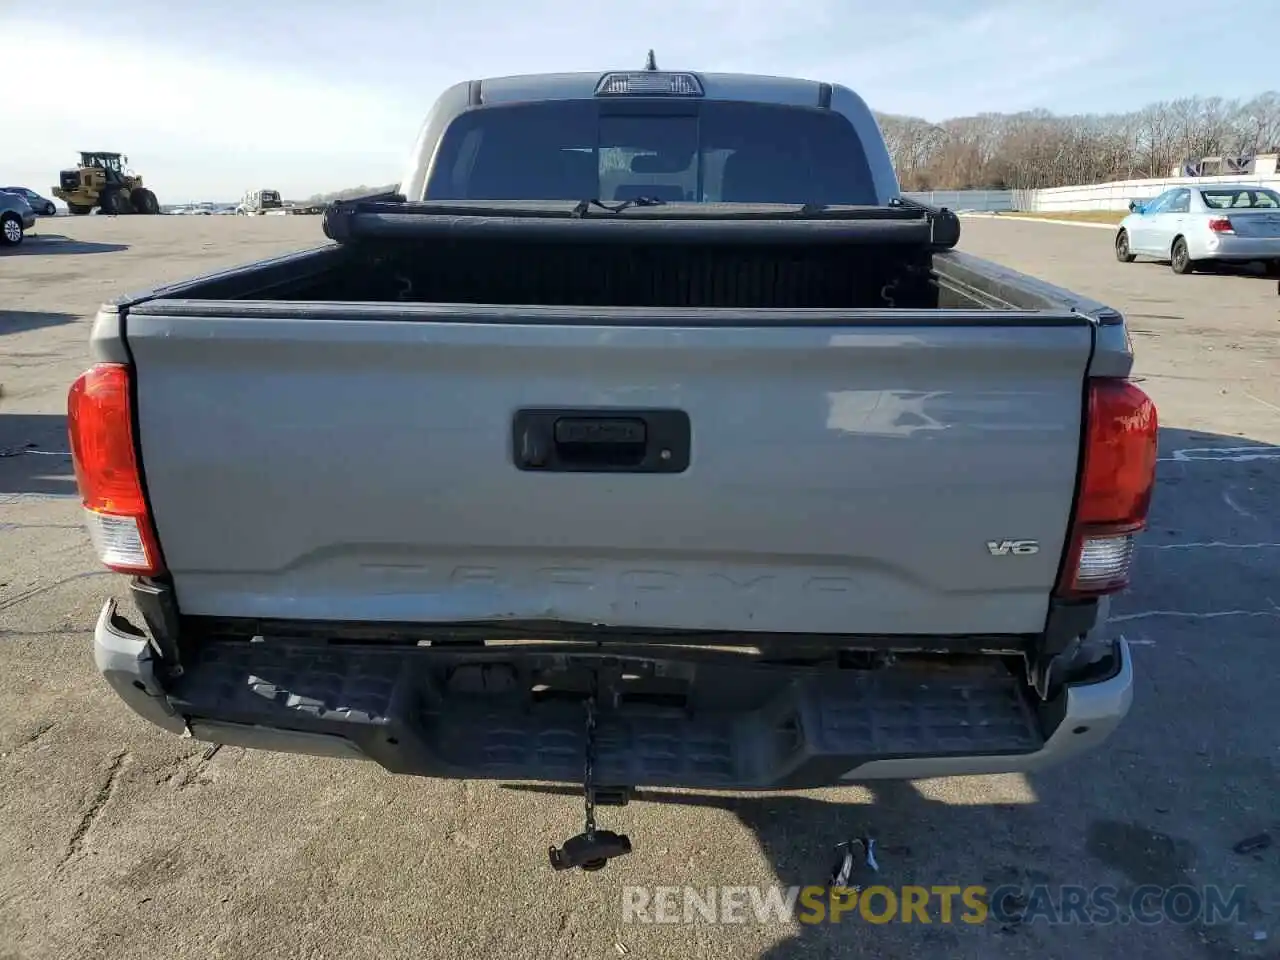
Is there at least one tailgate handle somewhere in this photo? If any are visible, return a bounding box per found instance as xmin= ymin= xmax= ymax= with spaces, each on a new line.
xmin=553 ymin=418 xmax=646 ymax=468
xmin=513 ymin=409 xmax=690 ymax=474
xmin=554 ymin=417 xmax=646 ymax=447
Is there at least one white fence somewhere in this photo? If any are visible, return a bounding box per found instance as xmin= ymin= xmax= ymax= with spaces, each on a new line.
xmin=1017 ymin=174 xmax=1280 ymax=211
xmin=914 ymin=175 xmax=1280 ymax=214
xmin=903 ymin=190 xmax=1015 ymax=213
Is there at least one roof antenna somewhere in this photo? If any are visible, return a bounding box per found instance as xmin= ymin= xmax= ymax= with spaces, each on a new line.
xmin=644 ymin=49 xmax=657 ymax=71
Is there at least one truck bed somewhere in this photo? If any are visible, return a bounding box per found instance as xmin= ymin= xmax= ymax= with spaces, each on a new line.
xmin=145 ymin=200 xmax=1096 ymax=313
xmin=102 ymin=210 xmax=1120 ymax=639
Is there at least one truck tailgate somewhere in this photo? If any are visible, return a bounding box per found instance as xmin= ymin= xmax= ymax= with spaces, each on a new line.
xmin=125 ymin=306 xmax=1093 ymax=636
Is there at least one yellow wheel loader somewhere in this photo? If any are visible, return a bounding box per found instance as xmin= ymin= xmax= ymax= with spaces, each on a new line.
xmin=52 ymin=152 xmax=160 ymax=215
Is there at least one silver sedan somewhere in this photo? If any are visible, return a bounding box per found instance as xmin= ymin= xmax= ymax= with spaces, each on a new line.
xmin=1115 ymin=184 xmax=1280 ymax=275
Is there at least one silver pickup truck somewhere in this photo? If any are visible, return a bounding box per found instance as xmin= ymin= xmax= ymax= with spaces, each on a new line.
xmin=73 ymin=65 xmax=1157 ymax=871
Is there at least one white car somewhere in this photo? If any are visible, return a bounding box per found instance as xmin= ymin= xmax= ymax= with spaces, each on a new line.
xmin=1115 ymin=184 xmax=1280 ymax=275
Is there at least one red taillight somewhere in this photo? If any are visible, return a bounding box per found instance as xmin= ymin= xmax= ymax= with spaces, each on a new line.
xmin=1208 ymin=217 xmax=1234 ymax=234
xmin=67 ymin=363 xmax=165 ymax=575
xmin=1054 ymin=379 xmax=1158 ymax=598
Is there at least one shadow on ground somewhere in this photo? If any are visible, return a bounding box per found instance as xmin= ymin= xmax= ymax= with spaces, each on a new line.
xmin=0 ymin=413 xmax=74 ymax=496
xmin=507 ymin=778 xmax=1269 ymax=959
xmin=498 ymin=429 xmax=1277 ymax=959
xmin=1126 ymin=257 xmax=1280 ymax=283
xmin=9 ymin=234 xmax=128 ymax=256
xmin=0 ymin=310 xmax=82 ymax=337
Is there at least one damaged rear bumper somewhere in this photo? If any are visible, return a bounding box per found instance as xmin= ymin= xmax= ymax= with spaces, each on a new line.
xmin=93 ymin=597 xmax=1133 ymax=788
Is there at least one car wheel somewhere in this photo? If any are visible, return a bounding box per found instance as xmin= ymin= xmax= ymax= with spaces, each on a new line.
xmin=1 ymin=212 xmax=24 ymax=246
xmin=44 ymin=202 xmax=56 ymax=216
xmin=1115 ymin=229 xmax=1135 ymax=263
xmin=1170 ymin=237 xmax=1194 ymax=274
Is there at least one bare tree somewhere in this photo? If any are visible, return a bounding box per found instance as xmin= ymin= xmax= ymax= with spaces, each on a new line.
xmin=873 ymin=91 xmax=1280 ymax=190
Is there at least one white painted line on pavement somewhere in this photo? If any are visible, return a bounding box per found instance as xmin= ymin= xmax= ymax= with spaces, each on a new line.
xmin=1221 ymin=489 xmax=1256 ymax=520
xmin=1161 ymin=446 xmax=1280 ymax=462
xmin=1109 ymin=609 xmax=1280 ymax=622
xmin=1244 ymin=392 xmax=1280 ymax=414
xmin=1141 ymin=541 xmax=1280 ymax=551
xmin=1119 ymin=633 xmax=1157 ymax=646
xmin=959 ymin=214 xmax=1117 ymax=230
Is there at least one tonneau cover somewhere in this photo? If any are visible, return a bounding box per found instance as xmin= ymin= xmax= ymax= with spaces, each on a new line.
xmin=320 ymin=195 xmax=963 ymax=249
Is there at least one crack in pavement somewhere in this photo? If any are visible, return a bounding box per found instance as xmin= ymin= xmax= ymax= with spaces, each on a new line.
xmin=3 ymin=721 xmax=57 ymax=756
xmin=58 ymin=750 xmax=128 ymax=869
xmin=0 ymin=570 xmax=110 ymax=612
xmin=161 ymin=744 xmax=227 ymax=790
xmin=0 ymin=628 xmax=88 ymax=639
xmin=17 ymin=721 xmax=55 ymax=749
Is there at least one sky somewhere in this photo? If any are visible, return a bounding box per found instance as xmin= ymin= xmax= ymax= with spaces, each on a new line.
xmin=5 ymin=0 xmax=1277 ymax=203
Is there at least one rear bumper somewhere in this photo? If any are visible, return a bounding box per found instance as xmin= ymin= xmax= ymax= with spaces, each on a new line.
xmin=1196 ymin=235 xmax=1280 ymax=261
xmin=93 ymin=599 xmax=1133 ymax=788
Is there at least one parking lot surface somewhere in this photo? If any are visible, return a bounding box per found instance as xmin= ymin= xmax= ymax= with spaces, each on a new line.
xmin=1 ymin=216 xmax=1276 ymax=959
